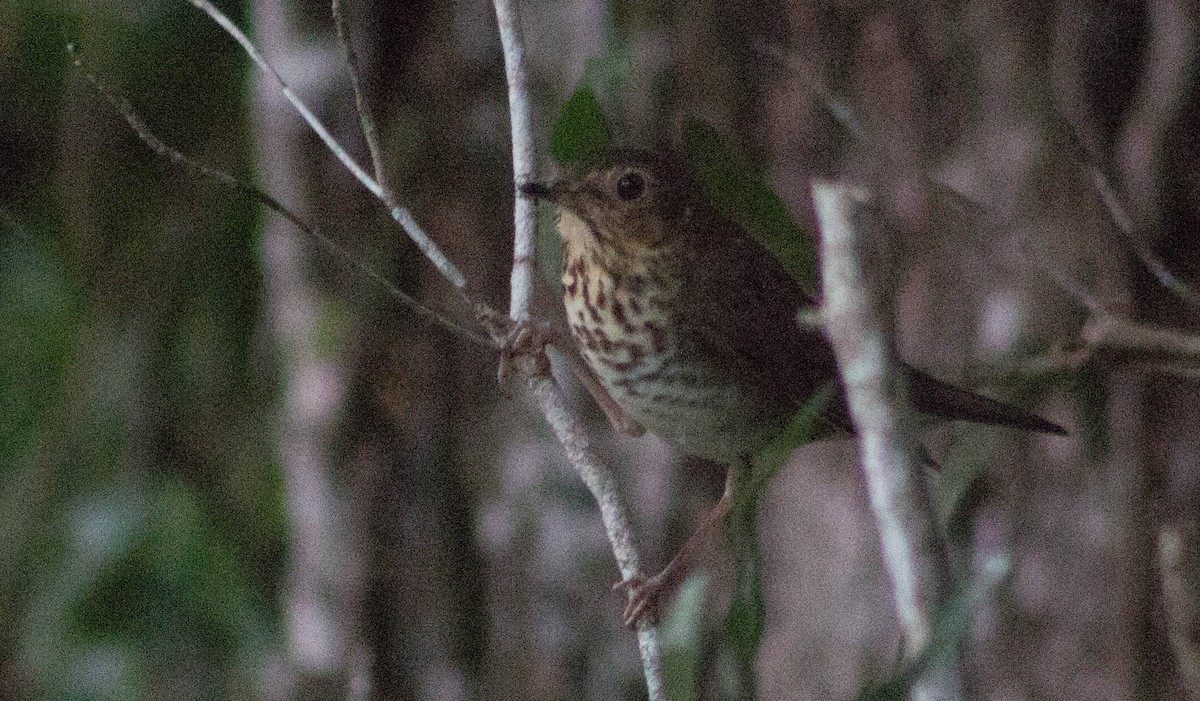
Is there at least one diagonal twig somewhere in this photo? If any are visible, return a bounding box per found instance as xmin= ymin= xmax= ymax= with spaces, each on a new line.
xmin=331 ymin=0 xmax=388 ymax=190
xmin=187 ymin=0 xmax=467 ymax=291
xmin=1059 ymin=118 xmax=1200 ymax=309
xmin=67 ymin=44 xmax=492 ymax=349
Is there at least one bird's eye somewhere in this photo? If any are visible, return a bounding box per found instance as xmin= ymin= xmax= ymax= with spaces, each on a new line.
xmin=615 ymin=171 xmax=646 ymax=201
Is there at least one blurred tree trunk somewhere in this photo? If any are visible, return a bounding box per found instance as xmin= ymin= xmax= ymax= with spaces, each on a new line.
xmin=252 ymin=1 xmax=354 ymax=697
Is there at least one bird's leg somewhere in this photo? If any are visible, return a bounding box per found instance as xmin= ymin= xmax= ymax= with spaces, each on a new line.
xmin=495 ymin=318 xmax=553 ymax=386
xmin=569 ymin=356 xmax=646 ymax=436
xmin=495 ymin=318 xmax=644 ymax=436
xmin=615 ymin=465 xmax=738 ymax=628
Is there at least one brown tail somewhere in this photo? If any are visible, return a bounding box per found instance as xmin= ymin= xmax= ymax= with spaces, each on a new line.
xmin=907 ymin=369 xmax=1067 ymax=436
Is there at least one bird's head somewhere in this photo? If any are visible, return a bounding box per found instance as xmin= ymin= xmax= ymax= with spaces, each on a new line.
xmin=521 ymin=150 xmax=699 ymax=258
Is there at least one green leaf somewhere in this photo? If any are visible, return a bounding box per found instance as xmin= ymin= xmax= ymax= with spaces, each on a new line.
xmin=750 ymin=382 xmax=832 ymax=493
xmin=851 ymin=554 xmax=1013 ymax=701
xmin=683 ymin=120 xmax=819 ymax=291
xmin=720 ymin=515 xmax=764 ymax=701
xmin=550 ymin=83 xmax=612 ymax=166
xmin=661 ymin=574 xmax=709 ymax=701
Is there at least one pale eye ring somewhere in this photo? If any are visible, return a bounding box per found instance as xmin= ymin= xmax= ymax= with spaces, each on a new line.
xmin=615 ymin=171 xmax=646 ymax=201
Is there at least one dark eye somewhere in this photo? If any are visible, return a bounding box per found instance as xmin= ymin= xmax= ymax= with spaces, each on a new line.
xmin=615 ymin=171 xmax=646 ymax=201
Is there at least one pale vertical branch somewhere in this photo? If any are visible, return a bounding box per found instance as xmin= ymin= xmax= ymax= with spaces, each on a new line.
xmin=811 ymin=180 xmax=960 ymax=701
xmin=1159 ymin=524 xmax=1200 ymax=699
xmin=493 ymin=0 xmax=537 ymax=323
xmin=491 ymin=0 xmax=663 ymax=696
xmin=251 ymin=1 xmax=349 ymax=695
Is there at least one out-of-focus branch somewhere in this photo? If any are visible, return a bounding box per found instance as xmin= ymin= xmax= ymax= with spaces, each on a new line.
xmin=1159 ymin=524 xmax=1200 ymax=700
xmin=1061 ymin=118 xmax=1200 ymax=309
xmin=969 ymin=314 xmax=1200 ymax=384
xmin=810 ymin=180 xmax=961 ymax=701
xmin=1114 ymin=0 xmax=1199 ymax=303
xmin=1083 ymin=316 xmax=1200 ymax=367
xmin=251 ymin=0 xmax=350 ymax=693
xmin=490 ymin=0 xmax=663 ymax=696
xmin=763 ymin=41 xmax=1200 ymax=326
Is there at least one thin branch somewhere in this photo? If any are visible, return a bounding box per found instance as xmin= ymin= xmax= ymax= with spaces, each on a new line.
xmin=493 ymin=0 xmax=538 ymax=323
xmin=68 ymin=44 xmax=492 ymax=349
xmin=187 ymin=0 xmax=468 ymax=291
xmin=490 ymin=0 xmax=663 ymax=695
xmin=524 ymin=369 xmax=664 ymax=699
xmin=1060 ymin=119 xmax=1200 ymax=309
xmin=811 ymin=180 xmax=961 ymax=701
xmin=1083 ymin=315 xmax=1200 ymax=367
xmin=331 ymin=0 xmax=388 ymax=190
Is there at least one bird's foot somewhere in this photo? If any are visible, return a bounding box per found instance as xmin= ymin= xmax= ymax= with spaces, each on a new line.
xmin=613 ymin=570 xmax=677 ymax=629
xmin=496 ymin=319 xmax=553 ymax=386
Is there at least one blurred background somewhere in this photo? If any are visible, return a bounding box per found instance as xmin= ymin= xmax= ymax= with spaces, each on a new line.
xmin=3 ymin=0 xmax=1199 ymax=699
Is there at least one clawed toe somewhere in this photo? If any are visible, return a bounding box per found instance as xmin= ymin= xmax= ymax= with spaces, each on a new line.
xmin=614 ymin=573 xmax=667 ymax=628
xmin=497 ymin=320 xmax=551 ymax=386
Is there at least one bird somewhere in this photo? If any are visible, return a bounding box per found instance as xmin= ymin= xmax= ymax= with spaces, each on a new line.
xmin=520 ymin=149 xmax=1066 ymax=625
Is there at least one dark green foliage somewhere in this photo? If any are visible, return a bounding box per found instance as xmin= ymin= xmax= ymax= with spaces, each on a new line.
xmin=660 ymin=576 xmax=709 ymax=701
xmin=550 ymin=83 xmax=612 ymax=166
xmin=682 ymin=120 xmax=818 ymax=292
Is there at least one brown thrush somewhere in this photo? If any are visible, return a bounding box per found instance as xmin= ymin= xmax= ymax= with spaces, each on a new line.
xmin=522 ymin=149 xmax=1065 ymax=624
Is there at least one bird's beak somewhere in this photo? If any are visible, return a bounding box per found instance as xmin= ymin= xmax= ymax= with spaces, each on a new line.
xmin=519 ymin=181 xmax=557 ymax=201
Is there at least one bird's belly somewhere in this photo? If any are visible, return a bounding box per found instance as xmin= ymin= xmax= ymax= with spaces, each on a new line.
xmin=561 ymin=262 xmax=784 ymax=461
xmin=577 ymin=331 xmax=781 ymax=462
xmin=614 ymin=370 xmax=781 ymax=462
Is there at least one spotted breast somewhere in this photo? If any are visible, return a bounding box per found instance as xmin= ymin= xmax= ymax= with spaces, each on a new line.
xmin=557 ymin=208 xmax=786 ymax=462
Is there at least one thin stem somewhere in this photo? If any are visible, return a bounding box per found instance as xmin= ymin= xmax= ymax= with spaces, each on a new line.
xmin=1061 ymin=119 xmax=1200 ymax=309
xmin=526 ymin=374 xmax=664 ymax=699
xmin=186 ymin=0 xmax=467 ymax=290
xmin=68 ymin=44 xmax=491 ymax=349
xmin=493 ymin=0 xmax=538 ymax=323
xmin=332 ymin=0 xmax=389 ymax=190
xmin=811 ymin=180 xmax=961 ymax=701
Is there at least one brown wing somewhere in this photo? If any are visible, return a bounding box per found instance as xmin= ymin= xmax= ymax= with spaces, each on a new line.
xmin=673 ymin=211 xmax=1067 ymax=437
xmin=674 ymin=212 xmax=854 ymax=434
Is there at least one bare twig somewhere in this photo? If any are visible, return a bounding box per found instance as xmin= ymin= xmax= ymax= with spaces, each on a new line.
xmin=1159 ymin=524 xmax=1200 ymax=699
xmin=187 ymin=0 xmax=467 ymax=291
xmin=1061 ymin=119 xmax=1200 ymax=309
xmin=67 ymin=44 xmax=491 ymax=349
xmin=811 ymin=180 xmax=961 ymax=701
xmin=491 ymin=0 xmax=663 ymax=695
xmin=493 ymin=0 xmax=538 ymax=323
xmin=332 ymin=0 xmax=388 ymax=190
xmin=1083 ymin=315 xmax=1200 ymax=367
